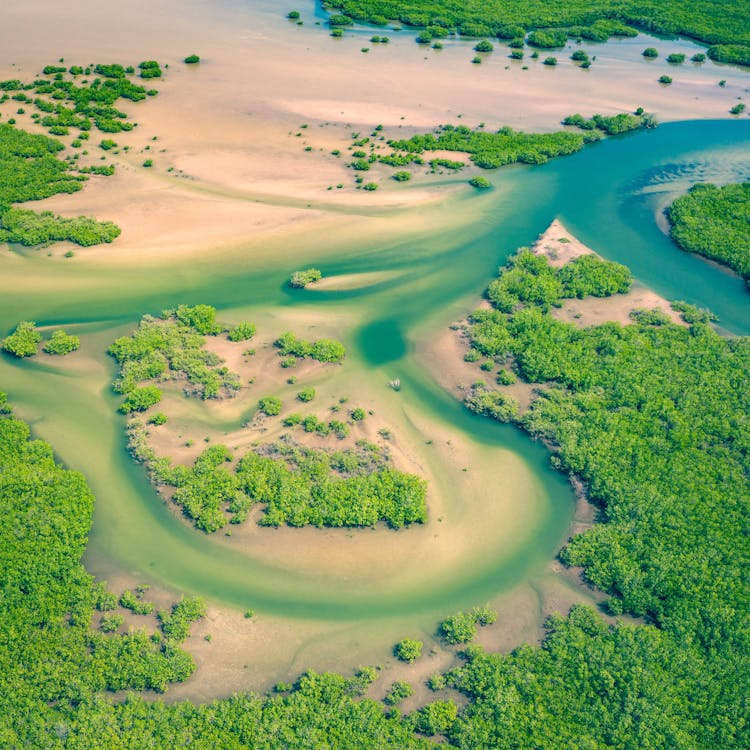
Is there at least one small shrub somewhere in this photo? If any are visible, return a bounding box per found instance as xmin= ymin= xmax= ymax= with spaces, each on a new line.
xmin=474 ymin=40 xmax=493 ymax=53
xmin=472 ymin=605 xmax=497 ymax=625
xmin=469 ymin=176 xmax=491 ymax=189
xmin=427 ymin=674 xmax=446 ymax=691
xmin=527 ymin=29 xmax=567 ymax=48
xmin=228 ymin=322 xmax=257 ymax=341
xmin=659 ymin=75 xmax=673 ymax=84
xmin=328 ymin=14 xmax=352 ymax=26
xmin=259 ymin=397 xmax=282 ymax=416
xmin=384 ymin=681 xmax=413 ymax=705
xmin=148 ymin=413 xmax=168 ymax=425
xmin=363 ymin=182 xmax=378 ymax=191
xmin=289 ymin=268 xmax=322 ymax=288
xmin=138 ymin=60 xmax=162 ymax=79
xmin=542 ymin=56 xmax=557 ymax=66
xmin=394 ymin=638 xmax=423 ymax=663
xmin=43 ymin=329 xmax=80 ymax=355
xmin=286 ymin=11 xmax=300 ymax=20
xmin=412 ymin=700 xmax=458 ymax=736
xmin=350 ymin=407 xmax=366 ymax=421
xmin=297 ymin=387 xmax=315 ymax=402
xmin=183 ymin=54 xmax=201 ymax=64
xmin=99 ymin=614 xmax=124 ymax=633
xmin=2 ymin=321 xmax=41 ymax=358
xmin=119 ymin=588 xmax=154 ymax=615
xmin=439 ymin=611 xmax=477 ymax=644
xmin=642 ymin=47 xmax=659 ymax=58
xmin=667 ymin=53 xmax=686 ymax=64
xmin=119 ymin=385 xmax=162 ymax=414
xmin=392 ymin=171 xmax=411 ymax=182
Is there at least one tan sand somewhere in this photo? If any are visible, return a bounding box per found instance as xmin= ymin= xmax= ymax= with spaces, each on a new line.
xmin=533 ymin=220 xmax=685 ymax=327
xmin=307 ymin=271 xmax=402 ymax=291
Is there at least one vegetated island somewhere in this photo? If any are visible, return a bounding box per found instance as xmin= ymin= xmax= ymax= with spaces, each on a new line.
xmin=109 ymin=304 xmax=427 ymax=532
xmin=666 ymin=181 xmax=750 ymax=287
xmin=336 ymin=110 xmax=654 ymax=192
xmin=2 ymin=322 xmax=79 ymax=358
xmin=321 ymin=0 xmax=750 ymax=55
xmin=289 ymin=267 xmax=323 ymax=287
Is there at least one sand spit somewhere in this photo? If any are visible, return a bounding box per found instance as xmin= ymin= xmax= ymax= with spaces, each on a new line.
xmin=421 ymin=219 xmax=685 ymax=415
xmin=533 ymin=220 xmax=684 ymax=327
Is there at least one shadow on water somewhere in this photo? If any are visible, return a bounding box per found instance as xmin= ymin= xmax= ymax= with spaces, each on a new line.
xmin=357 ymin=319 xmax=409 ymax=365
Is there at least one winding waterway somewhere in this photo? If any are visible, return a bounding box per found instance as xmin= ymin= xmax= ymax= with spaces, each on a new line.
xmin=1 ymin=120 xmax=748 ymax=631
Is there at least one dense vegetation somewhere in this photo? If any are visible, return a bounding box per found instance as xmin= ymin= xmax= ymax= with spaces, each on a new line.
xmin=0 ymin=122 xmax=120 ymax=248
xmin=289 ymin=267 xmax=323 ymax=288
xmin=382 ymin=113 xmax=652 ymax=171
xmin=561 ymin=110 xmax=655 ymax=135
xmin=457 ymin=247 xmax=749 ymax=747
xmin=0 ymin=207 xmax=120 ymax=246
xmin=666 ymin=181 xmax=750 ymax=286
xmin=127 ymin=423 xmax=427 ymax=531
xmin=707 ymin=44 xmax=750 ymax=66
xmin=108 ymin=305 xmax=241 ymax=408
xmin=8 ymin=386 xmax=740 ymax=747
xmin=322 ymin=0 xmax=750 ymax=47
xmin=0 ymin=122 xmax=84 ymax=205
xmin=386 ymin=124 xmax=597 ymax=169
xmin=0 ymin=398 xmax=204 ymax=746
xmin=274 ymin=331 xmax=346 ymax=363
xmin=0 ymin=395 xmax=436 ymax=747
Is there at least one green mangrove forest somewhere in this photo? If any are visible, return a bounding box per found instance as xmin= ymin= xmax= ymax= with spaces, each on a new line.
xmin=667 ymin=181 xmax=750 ymax=286
xmin=322 ymin=0 xmax=750 ymax=49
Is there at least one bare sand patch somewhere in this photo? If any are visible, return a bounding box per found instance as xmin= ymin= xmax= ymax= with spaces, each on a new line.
xmin=418 ymin=323 xmax=539 ymax=415
xmin=530 ymin=218 xmax=593 ymax=267
xmin=553 ymin=285 xmax=684 ymax=327
xmin=533 ymin=219 xmax=684 ymax=328
xmin=307 ymin=271 xmax=402 ymax=291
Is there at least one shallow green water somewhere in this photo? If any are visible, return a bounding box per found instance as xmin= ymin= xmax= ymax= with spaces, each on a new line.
xmin=1 ymin=119 xmax=748 ymax=628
